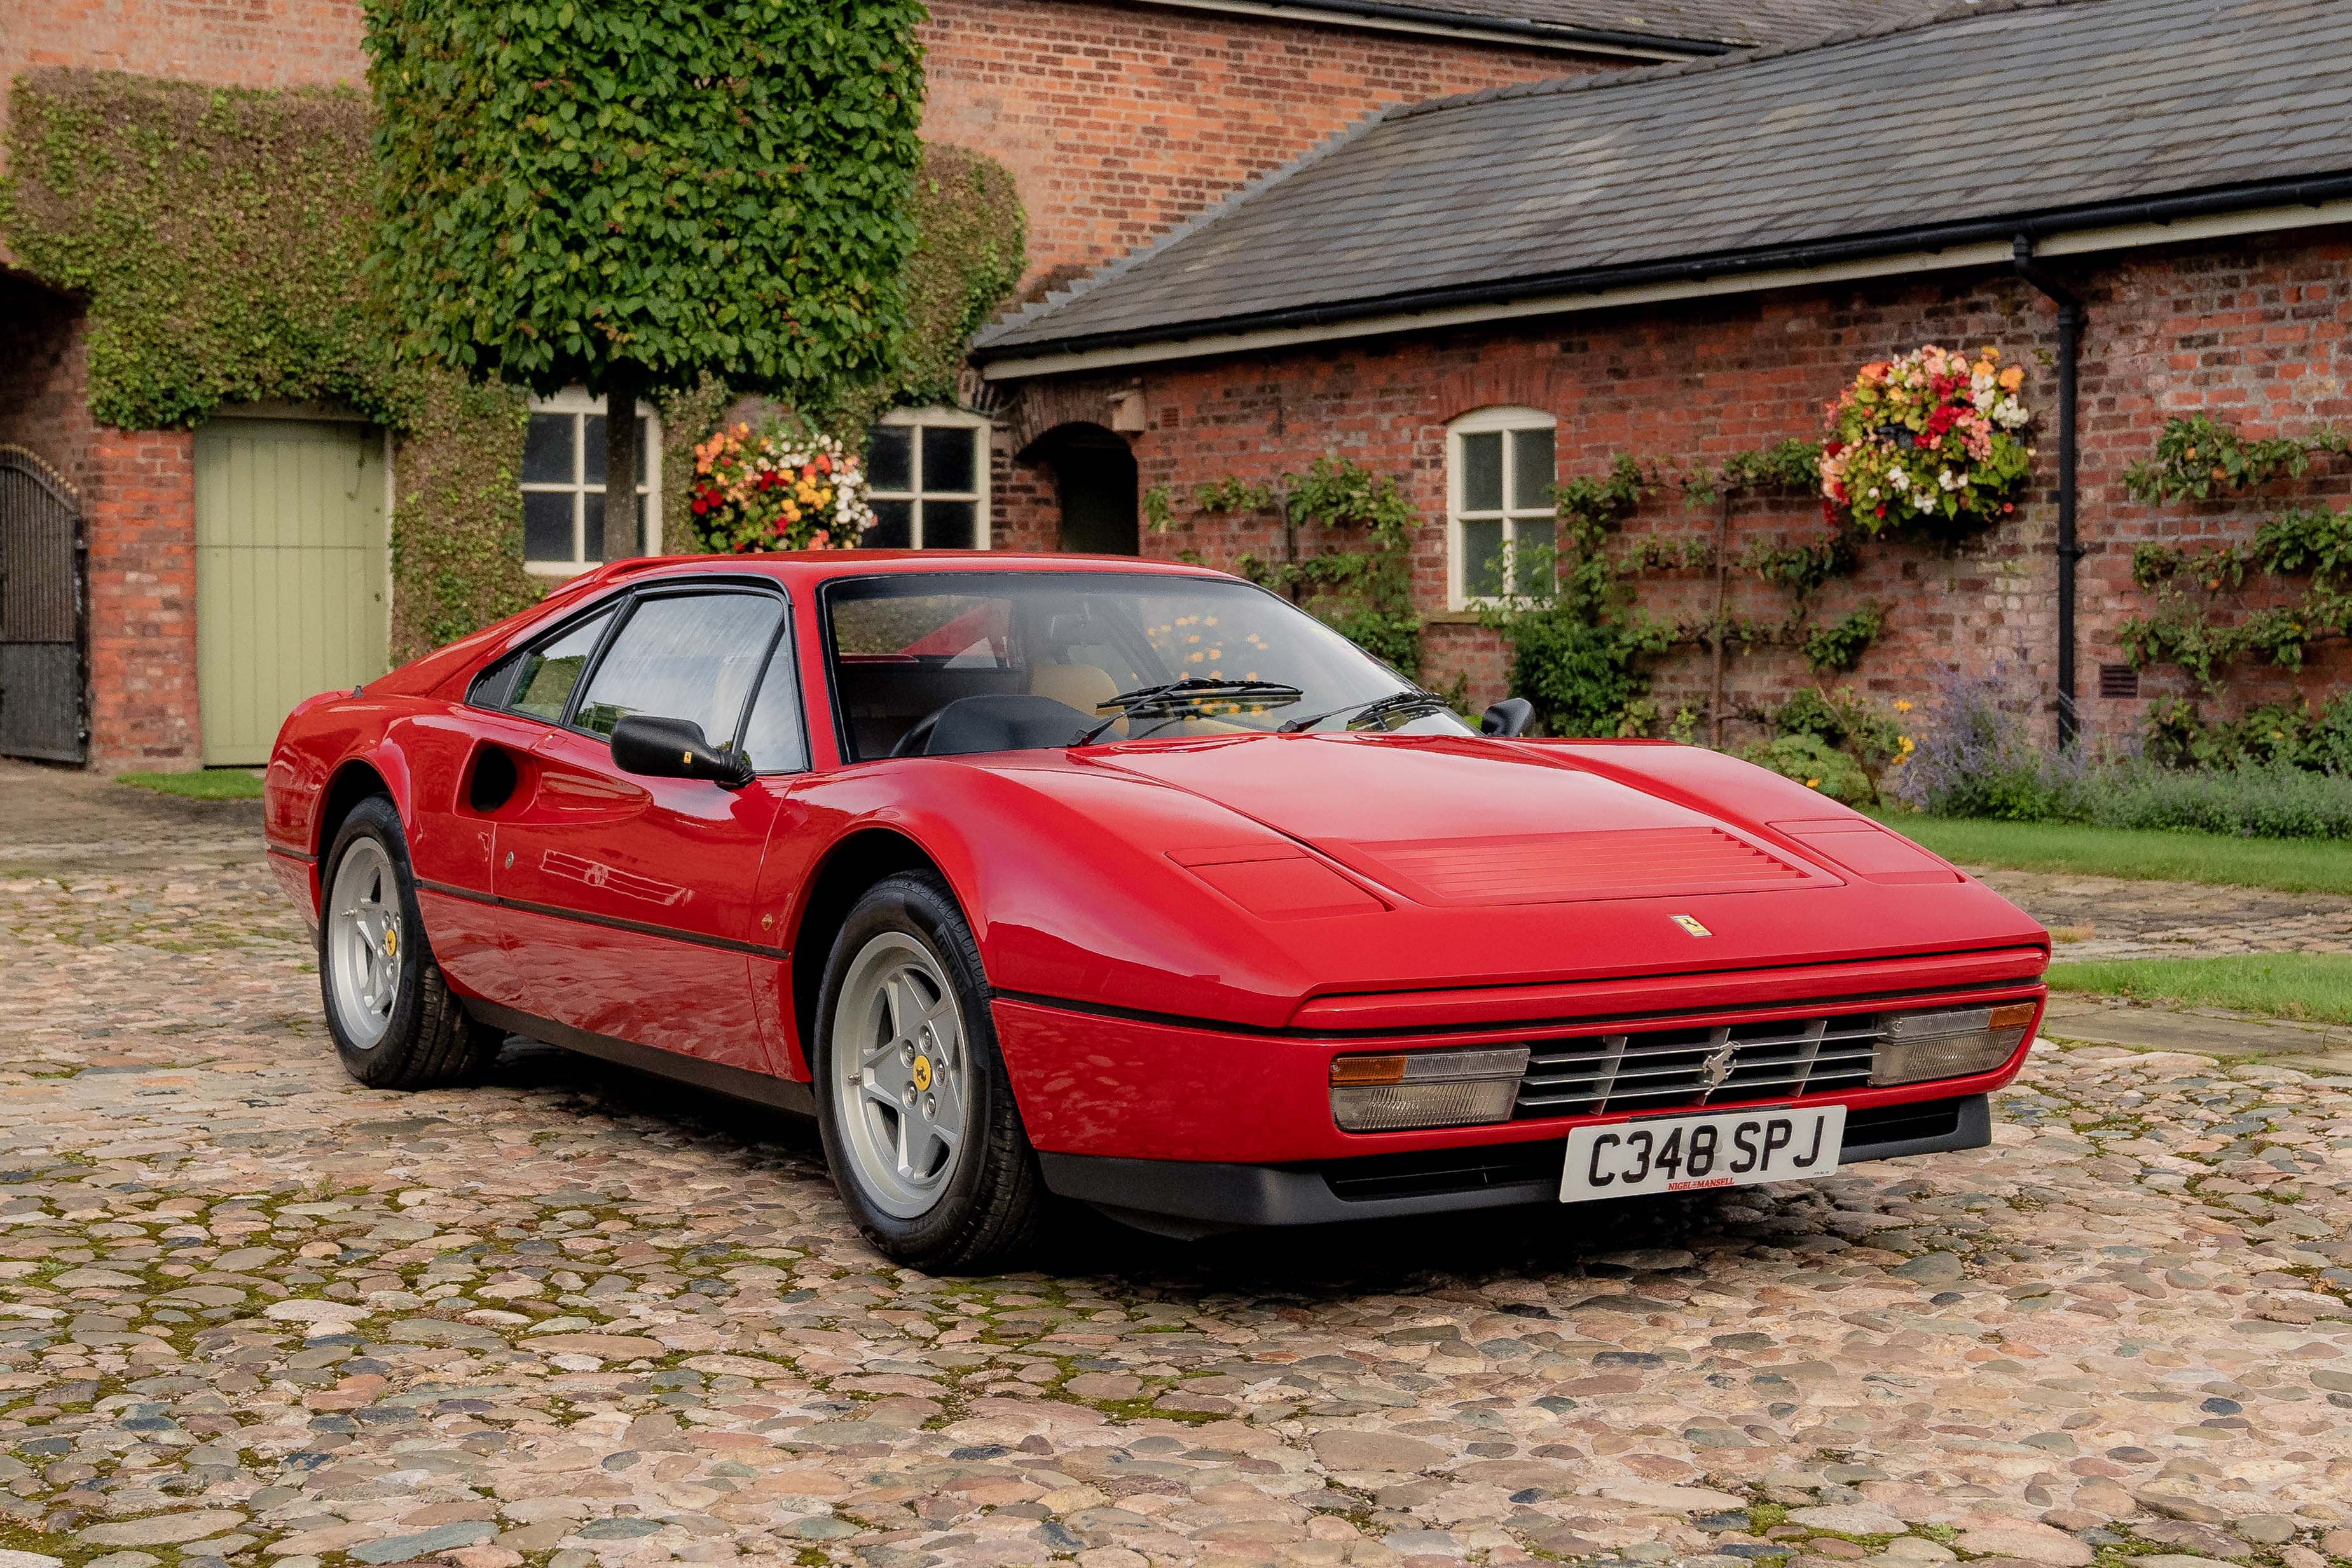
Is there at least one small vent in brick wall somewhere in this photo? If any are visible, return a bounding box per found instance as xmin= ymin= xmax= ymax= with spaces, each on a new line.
xmin=2099 ymin=663 xmax=2140 ymax=699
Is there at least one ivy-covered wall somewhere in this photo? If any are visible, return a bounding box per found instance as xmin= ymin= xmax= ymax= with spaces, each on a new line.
xmin=1 ymin=68 xmax=1028 ymax=657
xmin=0 ymin=70 xmax=408 ymax=431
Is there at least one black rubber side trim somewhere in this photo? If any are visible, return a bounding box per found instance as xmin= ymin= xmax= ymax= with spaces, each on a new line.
xmin=416 ymin=877 xmax=785 ymax=958
xmin=464 ymin=998 xmax=816 ymax=1117
xmin=268 ymin=846 xmax=320 ymax=865
xmin=1036 ymin=1094 xmax=1994 ymax=1228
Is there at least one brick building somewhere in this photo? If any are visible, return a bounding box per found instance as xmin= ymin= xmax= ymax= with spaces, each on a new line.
xmin=0 ymin=0 xmax=1922 ymax=770
xmin=974 ymin=0 xmax=2352 ymax=752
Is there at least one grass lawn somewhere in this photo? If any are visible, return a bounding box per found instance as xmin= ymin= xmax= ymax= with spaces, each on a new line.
xmin=2047 ymin=952 xmax=2352 ymax=1024
xmin=116 ymin=769 xmax=265 ymax=802
xmin=1871 ymin=812 xmax=2352 ymax=897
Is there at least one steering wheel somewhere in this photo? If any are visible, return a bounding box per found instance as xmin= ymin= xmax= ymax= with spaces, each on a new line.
xmin=890 ymin=694 xmax=1096 ymax=758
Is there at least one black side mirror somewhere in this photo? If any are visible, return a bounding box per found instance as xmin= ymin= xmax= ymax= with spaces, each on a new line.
xmin=610 ymin=715 xmax=753 ymax=788
xmin=1480 ymin=697 xmax=1534 ymax=738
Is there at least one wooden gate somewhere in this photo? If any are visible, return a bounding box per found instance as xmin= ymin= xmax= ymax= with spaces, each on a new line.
xmin=0 ymin=445 xmax=88 ymax=764
xmin=195 ymin=418 xmax=388 ymax=766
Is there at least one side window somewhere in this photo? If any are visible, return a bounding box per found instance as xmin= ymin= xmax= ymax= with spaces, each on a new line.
xmin=736 ymin=635 xmax=809 ymax=774
xmin=572 ymin=592 xmax=784 ymax=745
xmin=509 ymin=608 xmax=616 ymax=723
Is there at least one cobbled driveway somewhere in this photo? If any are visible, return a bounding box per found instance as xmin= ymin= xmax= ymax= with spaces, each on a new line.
xmin=3 ymin=764 xmax=2351 ymax=1568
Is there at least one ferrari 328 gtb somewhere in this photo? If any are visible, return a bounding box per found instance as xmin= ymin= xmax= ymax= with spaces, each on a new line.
xmin=264 ymin=554 xmax=2048 ymax=1269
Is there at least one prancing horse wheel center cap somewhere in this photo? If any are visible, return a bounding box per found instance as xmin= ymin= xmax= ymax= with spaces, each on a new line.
xmin=911 ymin=1056 xmax=933 ymax=1092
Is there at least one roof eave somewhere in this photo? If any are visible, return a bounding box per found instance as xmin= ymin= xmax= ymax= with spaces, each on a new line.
xmin=1106 ymin=0 xmax=1736 ymax=58
xmin=974 ymin=176 xmax=2352 ymax=378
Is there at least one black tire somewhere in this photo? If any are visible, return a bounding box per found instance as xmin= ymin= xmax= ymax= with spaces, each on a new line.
xmin=812 ymin=870 xmax=1044 ymax=1271
xmin=317 ymin=795 xmax=498 ymax=1090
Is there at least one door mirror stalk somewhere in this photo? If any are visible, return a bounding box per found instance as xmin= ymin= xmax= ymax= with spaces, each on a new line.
xmin=1480 ymin=697 xmax=1534 ymax=738
xmin=610 ymin=715 xmax=755 ymax=788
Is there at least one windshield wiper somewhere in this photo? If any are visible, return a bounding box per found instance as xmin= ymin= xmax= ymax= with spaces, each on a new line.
xmin=1068 ymin=677 xmax=1306 ymax=746
xmin=1277 ymin=687 xmax=1453 ymax=734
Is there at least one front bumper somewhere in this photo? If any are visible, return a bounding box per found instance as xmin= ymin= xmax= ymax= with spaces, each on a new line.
xmin=1040 ymin=1093 xmax=1991 ymax=1232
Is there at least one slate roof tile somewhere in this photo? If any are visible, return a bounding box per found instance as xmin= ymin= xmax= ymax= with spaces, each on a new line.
xmin=979 ymin=0 xmax=2352 ymax=359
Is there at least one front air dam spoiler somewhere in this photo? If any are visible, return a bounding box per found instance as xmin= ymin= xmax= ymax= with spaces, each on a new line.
xmin=1039 ymin=1094 xmax=1990 ymax=1237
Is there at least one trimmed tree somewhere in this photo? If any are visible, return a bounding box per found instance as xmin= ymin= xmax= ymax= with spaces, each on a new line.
xmin=365 ymin=0 xmax=928 ymax=561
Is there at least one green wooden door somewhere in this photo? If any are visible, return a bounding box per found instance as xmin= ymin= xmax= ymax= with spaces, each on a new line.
xmin=195 ymin=419 xmax=388 ymax=766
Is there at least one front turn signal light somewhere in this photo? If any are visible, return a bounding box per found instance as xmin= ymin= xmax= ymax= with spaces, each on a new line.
xmin=1329 ymin=1046 xmax=1529 ymax=1132
xmin=1869 ymin=1001 xmax=2035 ymax=1087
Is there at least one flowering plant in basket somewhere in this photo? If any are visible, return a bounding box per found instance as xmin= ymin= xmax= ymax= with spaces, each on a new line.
xmin=687 ymin=419 xmax=874 ymax=553
xmin=1819 ymin=344 xmax=2033 ymax=535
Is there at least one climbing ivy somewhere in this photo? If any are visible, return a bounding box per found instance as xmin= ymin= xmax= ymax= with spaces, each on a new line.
xmin=1244 ymin=458 xmax=1424 ymax=677
xmin=2115 ymin=413 xmax=2352 ymax=755
xmin=2122 ymin=413 xmax=2348 ymax=504
xmin=2 ymin=67 xmax=1028 ymax=649
xmin=0 ymin=70 xmax=413 ymax=430
xmin=2120 ymin=500 xmax=2352 ymax=685
xmin=389 ymin=378 xmax=540 ymax=662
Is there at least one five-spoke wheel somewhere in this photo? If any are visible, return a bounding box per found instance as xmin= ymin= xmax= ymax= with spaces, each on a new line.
xmin=813 ymin=870 xmax=1043 ymax=1270
xmin=316 ymin=795 xmax=497 ymax=1089
xmin=326 ymin=837 xmax=402 ymax=1049
xmin=830 ymin=932 xmax=970 ymax=1218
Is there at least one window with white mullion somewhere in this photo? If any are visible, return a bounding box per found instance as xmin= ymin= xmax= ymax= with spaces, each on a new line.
xmin=1448 ymin=409 xmax=1557 ymax=607
xmin=521 ymin=390 xmax=661 ymax=573
xmin=864 ymin=408 xmax=990 ymax=550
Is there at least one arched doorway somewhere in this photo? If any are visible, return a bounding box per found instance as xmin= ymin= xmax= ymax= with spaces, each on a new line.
xmin=1029 ymin=423 xmax=1138 ymax=555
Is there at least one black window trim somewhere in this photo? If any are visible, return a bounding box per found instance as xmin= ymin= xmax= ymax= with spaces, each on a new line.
xmin=471 ymin=572 xmax=811 ymax=779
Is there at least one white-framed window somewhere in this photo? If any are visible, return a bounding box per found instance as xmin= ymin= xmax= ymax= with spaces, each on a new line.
xmin=521 ymin=388 xmax=662 ymax=574
xmin=1447 ymin=406 xmax=1557 ymax=607
xmin=864 ymin=406 xmax=990 ymax=550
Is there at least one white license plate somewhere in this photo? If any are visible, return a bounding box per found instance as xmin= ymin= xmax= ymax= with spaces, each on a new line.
xmin=1560 ymin=1104 xmax=1845 ymax=1202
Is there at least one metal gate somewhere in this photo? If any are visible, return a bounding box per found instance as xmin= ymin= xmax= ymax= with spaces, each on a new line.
xmin=0 ymin=446 xmax=89 ymax=764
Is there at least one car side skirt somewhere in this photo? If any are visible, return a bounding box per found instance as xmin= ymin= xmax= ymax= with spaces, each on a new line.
xmin=1037 ymin=1094 xmax=1991 ymax=1235
xmin=464 ymin=999 xmax=817 ymax=1117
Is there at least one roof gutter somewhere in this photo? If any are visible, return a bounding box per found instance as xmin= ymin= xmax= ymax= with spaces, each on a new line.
xmin=975 ymin=176 xmax=2352 ymax=378
xmin=1108 ymin=0 xmax=1731 ymax=58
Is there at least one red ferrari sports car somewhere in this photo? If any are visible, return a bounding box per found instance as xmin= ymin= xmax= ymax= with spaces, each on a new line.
xmin=264 ymin=553 xmax=2048 ymax=1269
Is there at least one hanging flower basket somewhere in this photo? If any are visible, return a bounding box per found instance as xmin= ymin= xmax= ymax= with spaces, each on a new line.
xmin=1819 ymin=344 xmax=2034 ymax=537
xmin=687 ymin=418 xmax=874 ymax=553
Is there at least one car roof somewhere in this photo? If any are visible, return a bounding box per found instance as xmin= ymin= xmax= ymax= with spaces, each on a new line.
xmin=567 ymin=551 xmax=1233 ymax=594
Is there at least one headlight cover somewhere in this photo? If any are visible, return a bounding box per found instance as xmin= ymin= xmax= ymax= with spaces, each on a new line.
xmin=1330 ymin=1046 xmax=1530 ymax=1132
xmin=1869 ymin=1001 xmax=2036 ymax=1087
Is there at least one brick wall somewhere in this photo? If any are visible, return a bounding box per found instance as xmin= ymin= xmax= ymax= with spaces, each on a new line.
xmin=83 ymin=428 xmax=202 ymax=769
xmin=0 ymin=0 xmax=368 ymax=186
xmin=920 ymin=0 xmax=1588 ymax=277
xmin=996 ymin=226 xmax=2352 ymax=751
xmin=0 ymin=287 xmax=202 ymax=769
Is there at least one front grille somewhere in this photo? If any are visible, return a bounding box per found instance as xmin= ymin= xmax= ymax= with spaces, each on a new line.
xmin=1515 ymin=1012 xmax=1881 ymax=1120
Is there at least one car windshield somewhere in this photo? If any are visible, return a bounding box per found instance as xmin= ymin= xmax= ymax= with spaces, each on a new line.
xmin=824 ymin=572 xmax=1473 ymax=760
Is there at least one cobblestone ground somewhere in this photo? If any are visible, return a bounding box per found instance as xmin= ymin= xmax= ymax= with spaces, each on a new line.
xmin=1969 ymin=871 xmax=2352 ymax=961
xmin=3 ymin=764 xmax=2350 ymax=1568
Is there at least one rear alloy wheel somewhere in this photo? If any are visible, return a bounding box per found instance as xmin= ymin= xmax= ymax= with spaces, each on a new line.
xmin=815 ymin=872 xmax=1043 ymax=1270
xmin=318 ymin=795 xmax=498 ymax=1090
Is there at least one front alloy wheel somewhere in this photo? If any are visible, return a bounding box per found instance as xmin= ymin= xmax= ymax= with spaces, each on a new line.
xmin=830 ymin=932 xmax=970 ymax=1218
xmin=813 ymin=871 xmax=1043 ymax=1270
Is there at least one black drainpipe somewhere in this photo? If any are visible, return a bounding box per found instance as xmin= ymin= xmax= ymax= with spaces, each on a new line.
xmin=2011 ymin=235 xmax=2084 ymax=750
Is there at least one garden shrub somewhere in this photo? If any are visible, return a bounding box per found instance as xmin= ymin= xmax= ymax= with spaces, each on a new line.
xmin=1738 ymin=732 xmax=1874 ymax=806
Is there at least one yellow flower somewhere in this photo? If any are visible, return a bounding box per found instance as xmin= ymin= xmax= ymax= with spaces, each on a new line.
xmin=1998 ymin=366 xmax=2025 ymax=391
xmin=1894 ymin=699 xmax=1913 ymax=713
xmin=1805 ymin=778 xmax=1821 ymax=788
